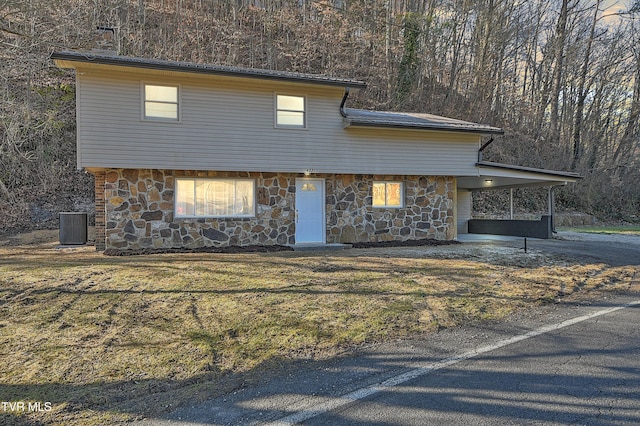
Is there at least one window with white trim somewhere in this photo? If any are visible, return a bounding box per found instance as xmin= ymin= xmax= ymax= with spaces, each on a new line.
xmin=175 ymin=178 xmax=255 ymax=218
xmin=144 ymin=84 xmax=179 ymax=121
xmin=275 ymin=94 xmax=306 ymax=128
xmin=372 ymin=182 xmax=403 ymax=208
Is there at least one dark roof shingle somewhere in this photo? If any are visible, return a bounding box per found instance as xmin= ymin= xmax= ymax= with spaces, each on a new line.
xmin=343 ymin=108 xmax=504 ymax=135
xmin=51 ymin=51 xmax=367 ymax=89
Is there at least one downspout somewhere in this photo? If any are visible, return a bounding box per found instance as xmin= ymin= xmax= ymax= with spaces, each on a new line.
xmin=340 ymin=87 xmax=350 ymax=118
xmin=478 ymin=137 xmax=494 ymax=162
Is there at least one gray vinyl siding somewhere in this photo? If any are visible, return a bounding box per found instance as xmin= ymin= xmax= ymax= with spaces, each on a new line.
xmin=75 ymin=67 xmax=481 ymax=175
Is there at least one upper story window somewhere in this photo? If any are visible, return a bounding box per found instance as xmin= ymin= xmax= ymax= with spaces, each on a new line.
xmin=275 ymin=94 xmax=306 ymax=128
xmin=372 ymin=181 xmax=403 ymax=208
xmin=175 ymin=178 xmax=255 ymax=218
xmin=144 ymin=84 xmax=179 ymax=121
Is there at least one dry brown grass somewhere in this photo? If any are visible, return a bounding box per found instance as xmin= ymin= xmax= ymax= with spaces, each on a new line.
xmin=0 ymin=236 xmax=637 ymax=425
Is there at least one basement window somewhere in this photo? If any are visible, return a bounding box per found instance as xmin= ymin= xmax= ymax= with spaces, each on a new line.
xmin=143 ymin=84 xmax=179 ymax=121
xmin=372 ymin=181 xmax=403 ymax=208
xmin=175 ymin=178 xmax=255 ymax=218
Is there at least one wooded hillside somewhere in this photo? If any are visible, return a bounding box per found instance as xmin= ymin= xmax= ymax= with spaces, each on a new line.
xmin=1 ymin=0 xmax=639 ymax=233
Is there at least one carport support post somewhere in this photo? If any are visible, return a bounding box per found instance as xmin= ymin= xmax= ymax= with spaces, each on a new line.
xmin=510 ymin=188 xmax=514 ymax=220
xmin=548 ymin=186 xmax=555 ymax=233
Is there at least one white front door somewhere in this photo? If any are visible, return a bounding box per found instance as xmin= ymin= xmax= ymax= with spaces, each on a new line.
xmin=295 ymin=178 xmax=325 ymax=244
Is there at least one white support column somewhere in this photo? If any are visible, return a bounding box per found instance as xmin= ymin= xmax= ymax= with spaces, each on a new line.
xmin=510 ymin=188 xmax=514 ymax=220
xmin=548 ymin=186 xmax=556 ymax=233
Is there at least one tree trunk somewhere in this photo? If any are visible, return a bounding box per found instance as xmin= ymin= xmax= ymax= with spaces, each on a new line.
xmin=613 ymin=60 xmax=640 ymax=165
xmin=385 ymin=0 xmax=393 ymax=105
xmin=571 ymin=0 xmax=600 ymax=170
xmin=549 ymin=0 xmax=570 ymax=144
xmin=0 ymin=178 xmax=10 ymax=202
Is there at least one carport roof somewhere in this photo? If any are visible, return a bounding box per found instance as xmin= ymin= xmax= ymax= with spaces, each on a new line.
xmin=458 ymin=161 xmax=581 ymax=191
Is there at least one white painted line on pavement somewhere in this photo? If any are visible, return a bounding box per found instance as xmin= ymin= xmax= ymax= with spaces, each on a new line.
xmin=264 ymin=300 xmax=640 ymax=426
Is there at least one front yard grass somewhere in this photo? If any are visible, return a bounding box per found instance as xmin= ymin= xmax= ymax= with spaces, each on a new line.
xmin=0 ymin=239 xmax=637 ymax=425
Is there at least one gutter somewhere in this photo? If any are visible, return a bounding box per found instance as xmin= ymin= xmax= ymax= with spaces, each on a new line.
xmin=344 ymin=120 xmax=504 ymax=135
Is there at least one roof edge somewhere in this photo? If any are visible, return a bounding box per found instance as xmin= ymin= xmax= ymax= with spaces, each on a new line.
xmin=343 ymin=108 xmax=505 ymax=135
xmin=51 ymin=51 xmax=367 ymax=89
xmin=345 ymin=118 xmax=505 ymax=135
xmin=477 ymin=161 xmax=582 ymax=179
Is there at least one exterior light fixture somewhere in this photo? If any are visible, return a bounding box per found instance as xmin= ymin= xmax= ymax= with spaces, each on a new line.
xmin=304 ymin=169 xmax=314 ymax=176
xmin=484 ymin=179 xmax=493 ymax=183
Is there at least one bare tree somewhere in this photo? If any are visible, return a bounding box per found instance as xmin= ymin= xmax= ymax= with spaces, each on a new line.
xmin=548 ymin=0 xmax=573 ymax=145
xmin=571 ymin=0 xmax=602 ymax=170
xmin=2 ymin=0 xmax=640 ymax=229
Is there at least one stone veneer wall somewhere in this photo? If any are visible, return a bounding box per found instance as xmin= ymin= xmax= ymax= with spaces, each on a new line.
xmin=94 ymin=170 xmax=106 ymax=251
xmin=100 ymin=169 xmax=455 ymax=250
xmin=104 ymin=169 xmax=295 ymax=250
xmin=325 ymin=175 xmax=455 ymax=243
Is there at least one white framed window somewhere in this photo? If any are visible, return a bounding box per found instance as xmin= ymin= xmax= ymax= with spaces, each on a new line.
xmin=143 ymin=83 xmax=179 ymax=121
xmin=175 ymin=178 xmax=255 ymax=218
xmin=275 ymin=94 xmax=306 ymax=128
xmin=372 ymin=181 xmax=403 ymax=208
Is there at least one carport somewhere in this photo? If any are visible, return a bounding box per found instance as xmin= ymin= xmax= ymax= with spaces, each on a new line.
xmin=457 ymin=161 xmax=581 ymax=239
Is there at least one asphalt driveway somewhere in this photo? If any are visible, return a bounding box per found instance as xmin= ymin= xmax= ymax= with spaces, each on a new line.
xmin=458 ymin=231 xmax=640 ymax=267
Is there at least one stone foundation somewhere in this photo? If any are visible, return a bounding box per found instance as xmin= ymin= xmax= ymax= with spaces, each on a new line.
xmin=104 ymin=169 xmax=295 ymax=250
xmin=99 ymin=169 xmax=455 ymax=250
xmin=326 ymin=175 xmax=455 ymax=243
xmin=94 ymin=170 xmax=106 ymax=251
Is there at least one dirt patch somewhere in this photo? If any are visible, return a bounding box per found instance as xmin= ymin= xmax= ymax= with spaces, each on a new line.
xmin=103 ymin=238 xmax=457 ymax=256
xmin=103 ymin=244 xmax=294 ymax=256
xmin=351 ymin=238 xmax=459 ymax=249
xmin=0 ymin=227 xmax=96 ymax=247
xmin=0 ymin=229 xmax=60 ymax=246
